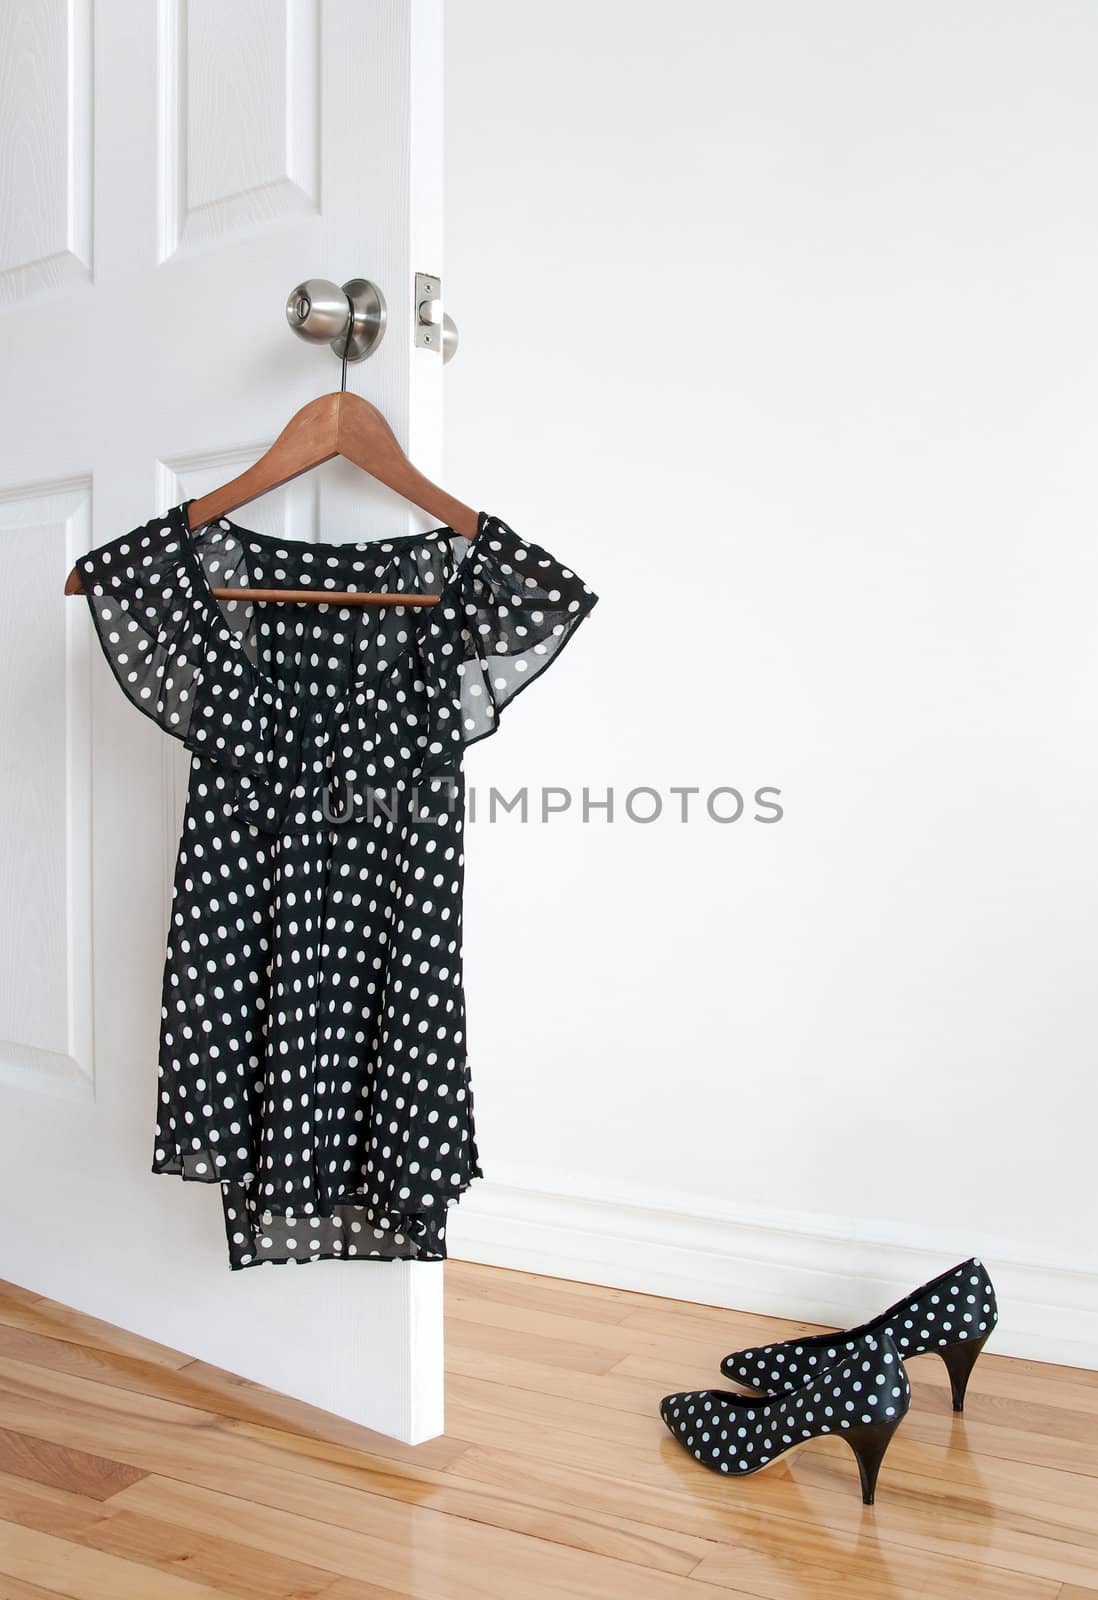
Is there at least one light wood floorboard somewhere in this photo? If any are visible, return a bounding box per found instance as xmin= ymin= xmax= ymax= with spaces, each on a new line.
xmin=0 ymin=1261 xmax=1092 ymax=1598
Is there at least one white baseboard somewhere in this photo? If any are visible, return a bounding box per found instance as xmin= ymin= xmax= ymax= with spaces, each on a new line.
xmin=447 ymin=1177 xmax=1098 ymax=1370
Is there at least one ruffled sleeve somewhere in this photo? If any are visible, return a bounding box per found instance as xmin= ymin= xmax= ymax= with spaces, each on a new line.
xmin=78 ymin=507 xmax=304 ymax=829
xmin=415 ymin=514 xmax=599 ymax=781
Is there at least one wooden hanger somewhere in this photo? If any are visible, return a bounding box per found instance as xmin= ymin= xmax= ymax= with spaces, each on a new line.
xmin=64 ymin=390 xmax=480 ymax=607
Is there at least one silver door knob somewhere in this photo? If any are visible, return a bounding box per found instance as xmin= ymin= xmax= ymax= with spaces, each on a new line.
xmin=285 ymin=277 xmax=387 ymax=361
xmin=440 ymin=311 xmax=459 ymax=364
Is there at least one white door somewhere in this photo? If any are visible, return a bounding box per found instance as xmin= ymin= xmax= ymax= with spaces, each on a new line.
xmin=0 ymin=0 xmax=447 ymax=1441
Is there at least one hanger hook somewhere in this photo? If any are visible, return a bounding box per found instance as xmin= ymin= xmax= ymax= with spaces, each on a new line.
xmin=340 ymin=292 xmax=354 ymax=392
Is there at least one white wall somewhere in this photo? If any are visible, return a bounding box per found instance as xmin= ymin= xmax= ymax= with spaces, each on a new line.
xmin=442 ymin=0 xmax=1098 ymax=1365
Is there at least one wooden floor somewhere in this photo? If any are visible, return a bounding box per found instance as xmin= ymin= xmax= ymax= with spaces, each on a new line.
xmin=0 ymin=1264 xmax=1095 ymax=1599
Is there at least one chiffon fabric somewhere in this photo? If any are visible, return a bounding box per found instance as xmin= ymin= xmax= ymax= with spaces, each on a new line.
xmin=79 ymin=502 xmax=598 ymax=1268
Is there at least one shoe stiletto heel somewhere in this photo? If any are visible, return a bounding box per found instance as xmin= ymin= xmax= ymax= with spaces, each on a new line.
xmin=845 ymin=1416 xmax=904 ymax=1505
xmin=939 ymin=1330 xmax=990 ymax=1412
xmin=660 ymin=1330 xmax=910 ymax=1503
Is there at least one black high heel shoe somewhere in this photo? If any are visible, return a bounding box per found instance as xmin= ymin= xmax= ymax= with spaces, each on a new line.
xmin=660 ymin=1330 xmax=910 ymax=1504
xmin=719 ymin=1257 xmax=997 ymax=1413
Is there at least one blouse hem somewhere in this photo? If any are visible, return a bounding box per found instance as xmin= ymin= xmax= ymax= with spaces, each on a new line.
xmin=151 ymin=1153 xmax=483 ymax=1270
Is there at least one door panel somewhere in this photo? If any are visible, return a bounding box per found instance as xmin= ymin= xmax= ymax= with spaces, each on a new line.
xmin=0 ymin=483 xmax=92 ymax=1101
xmin=0 ymin=0 xmax=92 ymax=302
xmin=0 ymin=0 xmax=446 ymax=1441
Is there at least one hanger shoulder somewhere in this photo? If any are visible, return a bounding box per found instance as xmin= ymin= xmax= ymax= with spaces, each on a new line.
xmin=336 ymin=394 xmax=480 ymax=540
xmin=189 ymin=392 xmax=478 ymax=539
xmin=187 ymin=393 xmax=341 ymax=529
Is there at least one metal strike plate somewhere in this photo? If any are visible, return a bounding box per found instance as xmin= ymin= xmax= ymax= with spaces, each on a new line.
xmin=415 ymin=273 xmax=440 ymax=350
xmin=415 ymin=272 xmax=459 ymax=362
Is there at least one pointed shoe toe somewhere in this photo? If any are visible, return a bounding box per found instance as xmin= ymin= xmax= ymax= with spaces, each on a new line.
xmin=660 ymin=1331 xmax=909 ymax=1504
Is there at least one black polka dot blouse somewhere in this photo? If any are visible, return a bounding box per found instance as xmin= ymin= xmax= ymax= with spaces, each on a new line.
xmin=79 ymin=503 xmax=598 ymax=1269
